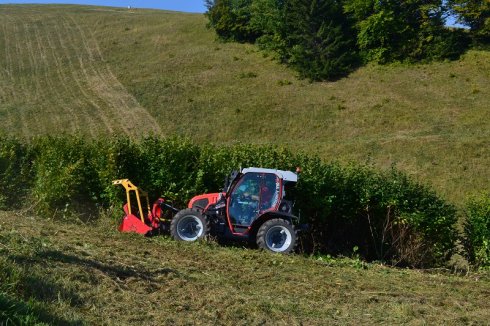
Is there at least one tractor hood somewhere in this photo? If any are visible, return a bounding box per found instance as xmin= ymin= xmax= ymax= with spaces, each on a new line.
xmin=187 ymin=193 xmax=224 ymax=210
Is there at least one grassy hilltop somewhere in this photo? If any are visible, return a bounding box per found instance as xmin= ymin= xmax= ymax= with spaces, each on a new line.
xmin=0 ymin=4 xmax=489 ymax=203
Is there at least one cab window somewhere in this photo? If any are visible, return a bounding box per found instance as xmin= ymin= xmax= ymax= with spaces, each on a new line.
xmin=228 ymin=173 xmax=280 ymax=226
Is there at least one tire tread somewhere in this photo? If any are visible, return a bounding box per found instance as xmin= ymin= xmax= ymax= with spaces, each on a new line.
xmin=256 ymin=218 xmax=297 ymax=253
xmin=170 ymin=208 xmax=210 ymax=241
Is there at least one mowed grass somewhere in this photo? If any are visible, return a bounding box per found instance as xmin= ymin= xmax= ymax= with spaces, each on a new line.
xmin=0 ymin=5 xmax=162 ymax=137
xmin=1 ymin=211 xmax=489 ymax=325
xmin=0 ymin=4 xmax=489 ymax=203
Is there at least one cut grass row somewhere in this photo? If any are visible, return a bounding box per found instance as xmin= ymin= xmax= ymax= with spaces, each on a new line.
xmin=0 ymin=5 xmax=160 ymax=138
xmin=0 ymin=5 xmax=488 ymax=204
xmin=0 ymin=211 xmax=489 ymax=325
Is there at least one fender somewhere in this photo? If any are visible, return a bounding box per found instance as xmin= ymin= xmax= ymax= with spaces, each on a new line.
xmin=249 ymin=211 xmax=298 ymax=236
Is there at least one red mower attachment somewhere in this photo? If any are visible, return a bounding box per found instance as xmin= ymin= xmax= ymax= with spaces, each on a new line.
xmin=112 ymin=179 xmax=175 ymax=235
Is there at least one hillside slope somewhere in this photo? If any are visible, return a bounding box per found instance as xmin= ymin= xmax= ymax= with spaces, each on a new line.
xmin=1 ymin=211 xmax=489 ymax=325
xmin=0 ymin=4 xmax=489 ymax=203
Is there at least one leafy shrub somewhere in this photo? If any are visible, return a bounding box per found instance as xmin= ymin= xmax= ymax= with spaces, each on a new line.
xmin=0 ymin=137 xmax=34 ymax=209
xmin=344 ymin=0 xmax=469 ymax=63
xmin=31 ymin=137 xmax=101 ymax=220
xmin=137 ymin=137 xmax=202 ymax=205
xmin=205 ymin=0 xmax=260 ymax=42
xmin=90 ymin=136 xmax=145 ymax=209
xmin=463 ymin=193 xmax=490 ymax=267
xmin=291 ymin=161 xmax=457 ymax=266
xmin=0 ymin=135 xmax=457 ymax=267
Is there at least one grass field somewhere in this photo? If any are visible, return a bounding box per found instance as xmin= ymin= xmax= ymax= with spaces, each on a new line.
xmin=0 ymin=4 xmax=489 ymax=203
xmin=1 ymin=5 xmax=489 ymax=325
xmin=1 ymin=211 xmax=489 ymax=325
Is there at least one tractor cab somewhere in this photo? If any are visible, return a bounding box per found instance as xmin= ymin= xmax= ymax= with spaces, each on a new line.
xmin=225 ymin=168 xmax=297 ymax=234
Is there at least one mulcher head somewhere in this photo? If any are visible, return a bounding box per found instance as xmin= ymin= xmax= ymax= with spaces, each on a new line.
xmin=118 ymin=213 xmax=153 ymax=234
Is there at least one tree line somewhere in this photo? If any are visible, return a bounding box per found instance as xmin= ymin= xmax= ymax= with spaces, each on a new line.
xmin=205 ymin=0 xmax=489 ymax=80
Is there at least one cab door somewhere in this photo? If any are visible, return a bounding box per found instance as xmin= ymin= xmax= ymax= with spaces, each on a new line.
xmin=227 ymin=172 xmax=281 ymax=233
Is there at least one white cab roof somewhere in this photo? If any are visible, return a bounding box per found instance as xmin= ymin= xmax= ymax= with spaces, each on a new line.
xmin=241 ymin=167 xmax=298 ymax=182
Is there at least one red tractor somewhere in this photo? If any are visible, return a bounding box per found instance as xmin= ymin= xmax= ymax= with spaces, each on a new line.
xmin=114 ymin=167 xmax=300 ymax=253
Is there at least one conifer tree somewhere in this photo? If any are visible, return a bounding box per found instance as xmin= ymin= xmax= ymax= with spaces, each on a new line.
xmin=280 ymin=0 xmax=358 ymax=80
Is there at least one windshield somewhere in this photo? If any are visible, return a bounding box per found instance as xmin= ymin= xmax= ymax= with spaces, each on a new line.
xmin=228 ymin=173 xmax=280 ymax=226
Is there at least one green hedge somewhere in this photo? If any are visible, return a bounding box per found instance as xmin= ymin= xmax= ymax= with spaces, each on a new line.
xmin=463 ymin=193 xmax=490 ymax=268
xmin=0 ymin=138 xmax=34 ymax=210
xmin=0 ymin=135 xmax=457 ymax=266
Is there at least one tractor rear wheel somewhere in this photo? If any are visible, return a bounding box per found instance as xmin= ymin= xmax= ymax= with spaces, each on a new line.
xmin=256 ymin=218 xmax=296 ymax=253
xmin=170 ymin=208 xmax=209 ymax=242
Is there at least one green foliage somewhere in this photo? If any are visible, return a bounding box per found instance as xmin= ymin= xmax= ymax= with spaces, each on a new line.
xmin=279 ymin=0 xmax=359 ymax=80
xmin=206 ymin=0 xmax=358 ymax=79
xmin=0 ymin=137 xmax=34 ymax=210
xmin=205 ymin=0 xmax=470 ymax=80
xmin=249 ymin=0 xmax=284 ymax=36
xmin=292 ymin=160 xmax=457 ymax=266
xmin=463 ymin=193 xmax=490 ymax=267
xmin=344 ymin=0 xmax=468 ymax=63
xmin=0 ymin=135 xmax=458 ymax=267
xmin=136 ymin=137 xmax=203 ymax=205
xmin=448 ymin=0 xmax=490 ymax=42
xmin=31 ymin=137 xmax=101 ymax=220
xmin=205 ymin=0 xmax=260 ymax=42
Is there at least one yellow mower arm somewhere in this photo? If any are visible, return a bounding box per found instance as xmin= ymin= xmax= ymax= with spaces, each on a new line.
xmin=112 ymin=179 xmax=151 ymax=223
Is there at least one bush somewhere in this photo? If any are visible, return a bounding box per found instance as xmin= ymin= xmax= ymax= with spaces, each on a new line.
xmin=344 ymin=0 xmax=470 ymax=64
xmin=0 ymin=137 xmax=34 ymax=210
xmin=291 ymin=161 xmax=457 ymax=266
xmin=0 ymin=135 xmax=458 ymax=267
xmin=205 ymin=0 xmax=260 ymax=42
xmin=463 ymin=193 xmax=490 ymax=267
xmin=31 ymin=137 xmax=101 ymax=220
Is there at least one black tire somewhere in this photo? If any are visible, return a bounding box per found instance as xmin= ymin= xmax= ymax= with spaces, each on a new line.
xmin=256 ymin=218 xmax=296 ymax=253
xmin=170 ymin=208 xmax=209 ymax=242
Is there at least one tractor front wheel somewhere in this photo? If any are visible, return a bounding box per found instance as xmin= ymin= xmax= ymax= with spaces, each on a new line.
xmin=256 ymin=218 xmax=296 ymax=253
xmin=170 ymin=208 xmax=209 ymax=242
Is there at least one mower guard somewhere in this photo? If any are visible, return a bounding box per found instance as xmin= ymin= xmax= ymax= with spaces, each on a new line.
xmin=113 ymin=179 xmax=159 ymax=235
xmin=118 ymin=213 xmax=153 ymax=234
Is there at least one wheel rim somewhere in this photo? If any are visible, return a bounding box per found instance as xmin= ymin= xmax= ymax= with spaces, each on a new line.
xmin=177 ymin=215 xmax=203 ymax=241
xmin=265 ymin=225 xmax=292 ymax=252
